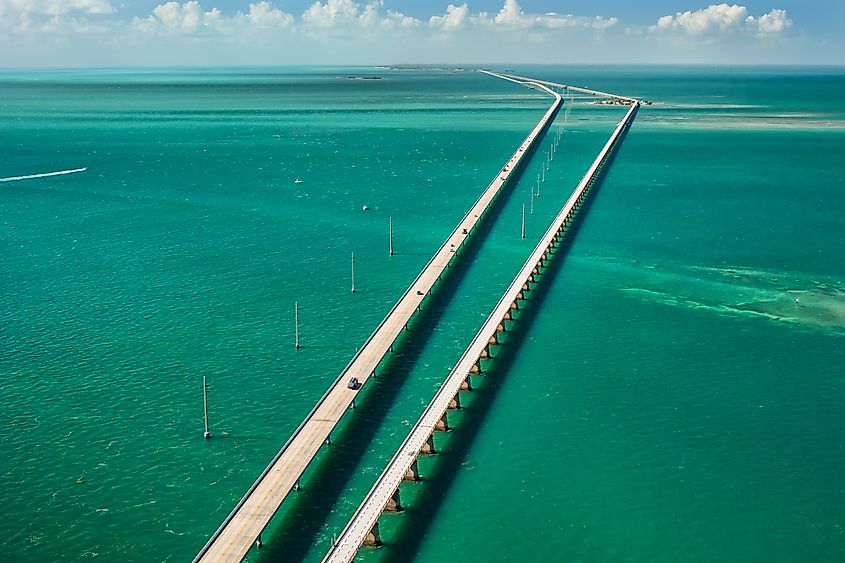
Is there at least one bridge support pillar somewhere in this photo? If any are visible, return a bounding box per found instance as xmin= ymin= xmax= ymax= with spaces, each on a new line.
xmin=470 ymin=361 xmax=482 ymax=374
xmin=385 ymin=488 xmax=403 ymax=512
xmin=420 ymin=433 xmax=437 ymax=454
xmin=364 ymin=520 xmax=382 ymax=547
xmin=448 ymin=393 xmax=462 ymax=410
xmin=435 ymin=411 xmax=450 ymax=431
xmin=403 ymin=460 xmax=421 ymax=481
xmin=460 ymin=376 xmax=472 ymax=391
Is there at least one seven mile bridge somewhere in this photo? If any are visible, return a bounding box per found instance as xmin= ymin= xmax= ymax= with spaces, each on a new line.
xmin=195 ymin=70 xmax=640 ymax=562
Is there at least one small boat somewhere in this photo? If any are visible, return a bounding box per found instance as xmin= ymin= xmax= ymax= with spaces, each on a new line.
xmin=294 ymin=178 xmax=303 ymax=184
xmin=362 ymin=205 xmax=369 ymax=211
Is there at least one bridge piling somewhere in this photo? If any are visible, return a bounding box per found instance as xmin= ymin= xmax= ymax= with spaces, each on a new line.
xmin=403 ymin=460 xmax=421 ymax=481
xmin=364 ymin=521 xmax=382 ymax=547
xmin=435 ymin=412 xmax=450 ymax=431
xmin=384 ymin=489 xmax=403 ymax=512
xmin=448 ymin=393 xmax=462 ymax=410
xmin=420 ymin=434 xmax=437 ymax=454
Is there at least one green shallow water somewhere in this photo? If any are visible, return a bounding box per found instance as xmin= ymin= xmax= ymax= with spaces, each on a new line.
xmin=1 ymin=66 xmax=843 ymax=562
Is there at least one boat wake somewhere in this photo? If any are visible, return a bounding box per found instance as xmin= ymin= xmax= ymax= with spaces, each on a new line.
xmin=0 ymin=167 xmax=87 ymax=183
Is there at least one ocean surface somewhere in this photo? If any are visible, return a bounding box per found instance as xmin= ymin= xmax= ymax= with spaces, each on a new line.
xmin=1 ymin=65 xmax=843 ymax=562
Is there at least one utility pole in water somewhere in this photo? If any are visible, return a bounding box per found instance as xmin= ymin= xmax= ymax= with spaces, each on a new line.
xmin=295 ymin=301 xmax=300 ymax=350
xmin=202 ymin=376 xmax=210 ymax=439
xmin=521 ymin=204 xmax=526 ymax=239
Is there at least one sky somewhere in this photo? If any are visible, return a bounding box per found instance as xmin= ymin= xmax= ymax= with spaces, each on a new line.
xmin=0 ymin=1 xmax=843 ymax=67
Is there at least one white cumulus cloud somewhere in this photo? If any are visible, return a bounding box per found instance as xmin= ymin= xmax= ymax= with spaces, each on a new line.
xmin=243 ymin=1 xmax=294 ymax=28
xmin=134 ymin=1 xmax=208 ymax=32
xmin=429 ymin=4 xmax=469 ymax=32
xmin=756 ymin=8 xmax=792 ymax=36
xmin=133 ymin=1 xmax=294 ymax=34
xmin=493 ymin=0 xmax=529 ymax=27
xmin=383 ymin=9 xmax=417 ymax=28
xmin=302 ymin=0 xmax=358 ymax=27
xmin=653 ymin=3 xmax=749 ymax=34
xmin=301 ymin=0 xmax=416 ymax=30
xmin=432 ymin=1 xmax=617 ymax=33
xmin=651 ymin=4 xmax=792 ymax=37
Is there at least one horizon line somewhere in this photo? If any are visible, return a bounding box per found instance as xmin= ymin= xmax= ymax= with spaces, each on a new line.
xmin=2 ymin=62 xmax=844 ymax=72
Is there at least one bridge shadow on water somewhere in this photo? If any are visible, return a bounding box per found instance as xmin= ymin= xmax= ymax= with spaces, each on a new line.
xmin=373 ymin=143 xmax=631 ymax=563
xmin=255 ymin=121 xmax=559 ymax=563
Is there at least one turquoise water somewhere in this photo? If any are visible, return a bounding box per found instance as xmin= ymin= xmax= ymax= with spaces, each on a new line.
xmin=1 ymin=66 xmax=843 ymax=562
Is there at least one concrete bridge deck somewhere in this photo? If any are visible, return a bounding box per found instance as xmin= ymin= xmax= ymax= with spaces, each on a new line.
xmin=484 ymin=70 xmax=641 ymax=104
xmin=194 ymin=79 xmax=563 ymax=563
xmin=321 ymin=76 xmax=640 ymax=563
